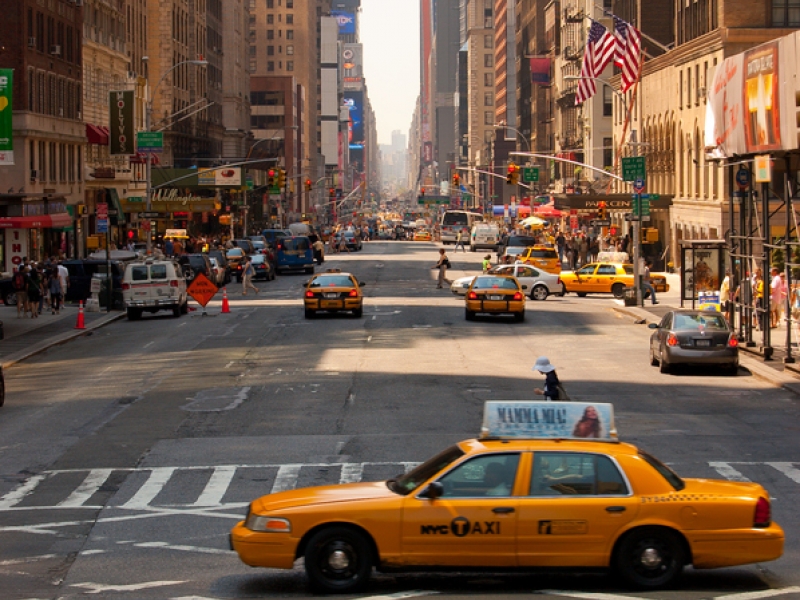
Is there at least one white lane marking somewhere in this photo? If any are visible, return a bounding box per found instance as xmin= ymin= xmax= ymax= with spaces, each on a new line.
xmin=543 ymin=592 xmax=648 ymax=600
xmin=71 ymin=580 xmax=187 ymax=594
xmin=135 ymin=541 xmax=231 ymax=555
xmin=717 ymin=588 xmax=800 ymax=599
xmin=347 ymin=393 xmax=355 ymax=405
xmin=372 ymin=315 xmax=376 ymax=320
xmin=708 ymin=461 xmax=751 ymax=482
xmin=339 ymin=463 xmax=364 ymax=484
xmin=143 ymin=341 xmax=154 ymax=348
xmin=367 ymin=336 xmax=372 ymax=342
xmin=0 ymin=474 xmax=47 ymax=509
xmin=224 ymin=361 xmax=235 ymax=369
xmin=192 ymin=467 xmax=236 ymax=507
xmin=0 ymin=553 xmax=57 ymax=566
xmin=271 ymin=465 xmax=302 ymax=494
xmin=57 ymin=469 xmax=113 ymax=507
xmin=80 ymin=549 xmax=105 ymax=556
xmin=122 ymin=468 xmax=176 ymax=509
xmin=356 ymin=592 xmax=440 ymax=600
xmin=766 ymin=462 xmax=800 ymax=483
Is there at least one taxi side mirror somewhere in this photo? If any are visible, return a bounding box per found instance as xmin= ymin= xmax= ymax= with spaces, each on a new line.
xmin=302 ymin=281 xmax=309 ymax=287
xmin=419 ymin=481 xmax=444 ymax=499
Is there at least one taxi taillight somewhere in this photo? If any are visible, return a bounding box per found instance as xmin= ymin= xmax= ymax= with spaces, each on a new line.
xmin=348 ymin=289 xmax=358 ymax=297
xmin=512 ymin=292 xmax=523 ymax=301
xmin=467 ymin=291 xmax=478 ymax=300
xmin=754 ymin=496 xmax=771 ymax=527
xmin=305 ymin=290 xmax=315 ymax=298
xmin=667 ymin=333 xmax=679 ymax=347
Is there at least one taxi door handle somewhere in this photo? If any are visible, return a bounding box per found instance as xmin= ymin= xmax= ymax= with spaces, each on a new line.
xmin=492 ymin=507 xmax=515 ymax=514
xmin=605 ymin=506 xmax=626 ymax=513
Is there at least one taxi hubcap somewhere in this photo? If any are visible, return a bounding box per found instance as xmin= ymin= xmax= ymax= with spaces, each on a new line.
xmin=328 ymin=549 xmax=350 ymax=570
xmin=640 ymin=547 xmax=663 ymax=568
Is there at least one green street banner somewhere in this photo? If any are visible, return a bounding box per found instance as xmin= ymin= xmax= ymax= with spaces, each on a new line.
xmin=0 ymin=69 xmax=13 ymax=165
xmin=109 ymin=90 xmax=134 ymax=156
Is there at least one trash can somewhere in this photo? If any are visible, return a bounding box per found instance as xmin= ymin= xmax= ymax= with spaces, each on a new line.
xmin=92 ymin=273 xmax=122 ymax=309
xmin=623 ymin=287 xmax=638 ymax=307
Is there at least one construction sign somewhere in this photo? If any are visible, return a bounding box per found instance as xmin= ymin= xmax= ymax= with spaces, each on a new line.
xmin=186 ymin=273 xmax=218 ymax=307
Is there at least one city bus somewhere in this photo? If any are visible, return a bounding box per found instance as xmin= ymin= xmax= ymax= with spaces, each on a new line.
xmin=439 ymin=210 xmax=483 ymax=244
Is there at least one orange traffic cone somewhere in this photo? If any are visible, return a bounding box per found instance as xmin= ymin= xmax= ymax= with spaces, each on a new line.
xmin=221 ymin=288 xmax=230 ymax=313
xmin=75 ymin=301 xmax=85 ymax=329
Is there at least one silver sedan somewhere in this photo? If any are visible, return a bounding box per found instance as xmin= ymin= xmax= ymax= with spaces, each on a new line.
xmin=451 ymin=262 xmax=564 ymax=300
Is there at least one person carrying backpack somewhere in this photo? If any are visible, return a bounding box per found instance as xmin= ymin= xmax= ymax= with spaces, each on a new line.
xmin=12 ymin=267 xmax=28 ymax=318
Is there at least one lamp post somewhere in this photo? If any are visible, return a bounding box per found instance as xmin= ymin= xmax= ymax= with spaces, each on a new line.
xmin=246 ymin=125 xmax=298 ymax=230
xmin=492 ymin=122 xmax=531 ymax=153
xmin=143 ymin=58 xmax=208 ymax=253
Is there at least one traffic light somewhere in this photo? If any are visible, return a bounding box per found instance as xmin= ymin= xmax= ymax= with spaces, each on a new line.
xmin=329 ymin=187 xmax=336 ymax=200
xmin=267 ymin=169 xmax=275 ymax=187
xmin=420 ymin=187 xmax=425 ymax=197
xmin=506 ymin=163 xmax=519 ymax=185
xmin=598 ymin=201 xmax=607 ymax=220
xmin=452 ymin=173 xmax=460 ymax=188
xmin=305 ymin=178 xmax=312 ymax=192
xmin=277 ymin=168 xmax=286 ymax=188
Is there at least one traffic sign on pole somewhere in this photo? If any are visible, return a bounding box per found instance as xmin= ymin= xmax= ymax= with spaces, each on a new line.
xmin=522 ymin=167 xmax=539 ymax=183
xmin=622 ymin=156 xmax=646 ymax=182
xmin=633 ymin=178 xmax=646 ymax=193
xmin=735 ymin=167 xmax=750 ymax=190
xmin=137 ymin=131 xmax=164 ymax=153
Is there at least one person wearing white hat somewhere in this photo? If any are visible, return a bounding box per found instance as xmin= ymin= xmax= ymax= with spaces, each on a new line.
xmin=533 ymin=356 xmax=562 ymax=401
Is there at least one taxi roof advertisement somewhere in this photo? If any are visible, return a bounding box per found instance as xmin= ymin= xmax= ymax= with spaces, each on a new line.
xmin=481 ymin=401 xmax=616 ymax=440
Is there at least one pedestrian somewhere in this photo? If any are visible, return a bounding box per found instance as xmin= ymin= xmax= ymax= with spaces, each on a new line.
xmin=754 ymin=268 xmax=766 ymax=331
xmin=770 ymin=267 xmax=784 ymax=328
xmin=313 ymin=238 xmax=325 ymax=265
xmin=12 ymin=266 xmax=28 ymax=318
xmin=532 ymin=356 xmax=564 ymax=401
xmin=241 ymin=256 xmax=258 ymax=295
xmin=36 ymin=265 xmax=47 ymax=314
xmin=482 ymin=254 xmax=492 ymax=273
xmin=48 ymin=266 xmax=63 ymax=315
xmin=642 ymin=260 xmax=659 ymax=305
xmin=434 ymin=248 xmax=451 ymax=289
xmin=720 ymin=269 xmax=732 ymax=320
xmin=454 ymin=228 xmax=467 ymax=252
xmin=27 ymin=267 xmax=42 ymax=318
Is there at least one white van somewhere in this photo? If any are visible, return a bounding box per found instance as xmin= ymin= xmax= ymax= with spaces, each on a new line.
xmin=122 ymin=258 xmax=188 ymax=320
xmin=470 ymin=222 xmax=501 ymax=251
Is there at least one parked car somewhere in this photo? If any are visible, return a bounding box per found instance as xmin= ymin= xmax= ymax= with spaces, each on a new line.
xmin=249 ymin=254 xmax=275 ymax=281
xmin=649 ymin=309 xmax=739 ymax=374
xmin=177 ymin=253 xmax=214 ymax=282
xmin=121 ymin=258 xmax=188 ymax=320
xmin=62 ymin=259 xmax=127 ymax=308
xmin=233 ymin=239 xmax=256 ymax=255
xmin=0 ymin=277 xmax=17 ymax=306
xmin=332 ymin=231 xmax=363 ymax=251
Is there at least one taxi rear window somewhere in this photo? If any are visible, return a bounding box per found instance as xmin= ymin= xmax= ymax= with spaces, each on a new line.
xmin=390 ymin=445 xmax=465 ymax=496
xmin=639 ymin=450 xmax=685 ymax=490
xmin=528 ymin=249 xmax=558 ymax=259
xmin=473 ymin=277 xmax=518 ymax=290
xmin=310 ymin=275 xmax=354 ymax=287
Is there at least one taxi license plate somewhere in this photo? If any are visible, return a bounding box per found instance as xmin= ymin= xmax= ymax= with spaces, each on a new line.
xmin=488 ymin=295 xmax=502 ymax=301
xmin=324 ymin=293 xmax=339 ymax=299
xmin=695 ymin=339 xmax=711 ymax=347
xmin=321 ymin=300 xmax=342 ymax=309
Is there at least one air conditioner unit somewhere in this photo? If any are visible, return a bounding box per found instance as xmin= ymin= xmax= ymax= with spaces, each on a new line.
xmin=50 ymin=45 xmax=61 ymax=56
xmin=28 ymin=37 xmax=36 ymax=47
xmin=30 ymin=169 xmax=38 ymax=181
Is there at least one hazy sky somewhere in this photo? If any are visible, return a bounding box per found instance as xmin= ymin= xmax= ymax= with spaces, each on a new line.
xmin=360 ymin=0 xmax=420 ymax=146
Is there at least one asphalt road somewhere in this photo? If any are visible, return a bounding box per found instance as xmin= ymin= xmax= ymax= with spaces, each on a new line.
xmin=1 ymin=241 xmax=799 ymax=600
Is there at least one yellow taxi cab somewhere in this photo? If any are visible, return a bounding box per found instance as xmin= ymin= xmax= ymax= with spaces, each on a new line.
xmin=519 ymin=245 xmax=561 ymax=274
xmin=465 ymin=274 xmax=526 ymax=322
xmin=414 ymin=229 xmax=432 ymax=241
xmin=230 ymin=402 xmax=783 ymax=593
xmin=302 ymin=269 xmax=365 ymax=318
xmin=560 ymin=262 xmax=669 ymax=299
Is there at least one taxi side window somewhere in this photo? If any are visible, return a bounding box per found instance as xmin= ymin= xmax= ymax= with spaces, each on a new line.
xmin=438 ymin=454 xmax=520 ymax=498
xmin=150 ymin=264 xmax=167 ymax=280
xmin=596 ymin=265 xmax=617 ymax=275
xmin=577 ymin=265 xmax=595 ymax=275
xmin=131 ymin=266 xmax=149 ymax=281
xmin=530 ymin=452 xmax=628 ymax=496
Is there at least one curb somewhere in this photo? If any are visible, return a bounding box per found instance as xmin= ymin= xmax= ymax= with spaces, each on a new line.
xmin=611 ymin=304 xmax=800 ymax=397
xmin=1 ymin=311 xmax=126 ymax=370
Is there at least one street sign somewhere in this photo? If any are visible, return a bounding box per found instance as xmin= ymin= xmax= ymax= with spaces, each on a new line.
xmin=96 ymin=218 xmax=108 ymax=233
xmin=522 ymin=166 xmax=540 ymax=182
xmin=136 ymin=131 xmax=164 ymax=152
xmin=590 ymin=219 xmax=611 ymax=227
xmin=735 ymin=167 xmax=750 ymax=190
xmin=641 ymin=197 xmax=651 ymax=216
xmin=624 ymin=213 xmax=639 ymax=221
xmin=96 ymin=202 xmax=108 ymax=219
xmin=621 ymin=156 xmax=646 ymax=182
xmin=633 ymin=178 xmax=646 ymax=193
xmin=186 ymin=272 xmax=219 ymax=308
xmin=138 ymin=212 xmax=162 ymax=219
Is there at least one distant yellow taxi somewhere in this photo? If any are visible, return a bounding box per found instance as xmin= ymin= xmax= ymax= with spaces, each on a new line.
xmin=303 ymin=269 xmax=365 ymax=318
xmin=519 ymin=245 xmax=561 ymax=274
xmin=561 ymin=262 xmax=669 ymax=298
xmin=413 ymin=229 xmax=432 ymax=241
xmin=230 ymin=402 xmax=782 ymax=593
xmin=465 ymin=274 xmax=526 ymax=322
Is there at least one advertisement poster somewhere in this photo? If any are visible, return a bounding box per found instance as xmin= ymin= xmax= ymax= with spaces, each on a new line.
xmin=344 ymin=91 xmax=364 ymax=173
xmin=109 ymin=90 xmax=134 ymax=156
xmin=743 ymin=42 xmax=781 ymax=153
xmin=331 ymin=11 xmax=356 ymax=35
xmin=683 ymin=248 xmax=721 ymax=299
xmin=482 ymin=402 xmax=616 ymax=440
xmin=0 ymin=69 xmax=14 ymax=165
xmin=199 ymin=168 xmax=242 ymax=186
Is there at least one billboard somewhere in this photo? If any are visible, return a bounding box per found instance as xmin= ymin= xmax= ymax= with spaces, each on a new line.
xmin=342 ymin=44 xmax=363 ymax=84
xmin=0 ymin=69 xmax=13 ymax=165
xmin=705 ymin=33 xmax=798 ymax=158
xmin=198 ymin=168 xmax=242 ymax=186
xmin=109 ymin=90 xmax=135 ymax=156
xmin=344 ymin=91 xmax=364 ymax=172
xmin=331 ymin=10 xmax=356 ymax=35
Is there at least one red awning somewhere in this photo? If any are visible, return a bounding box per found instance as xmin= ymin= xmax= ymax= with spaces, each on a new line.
xmin=534 ymin=203 xmax=563 ymax=218
xmin=86 ymin=123 xmax=109 ymax=145
xmin=0 ymin=213 xmax=73 ymax=229
xmin=129 ymin=152 xmax=160 ymax=165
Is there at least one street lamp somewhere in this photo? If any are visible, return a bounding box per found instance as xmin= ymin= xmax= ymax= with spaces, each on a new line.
xmin=491 ymin=122 xmax=531 ymax=153
xmin=143 ymin=57 xmax=208 ymax=253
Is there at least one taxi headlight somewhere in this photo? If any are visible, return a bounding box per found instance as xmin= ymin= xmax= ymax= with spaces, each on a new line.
xmin=245 ymin=514 xmax=292 ymax=533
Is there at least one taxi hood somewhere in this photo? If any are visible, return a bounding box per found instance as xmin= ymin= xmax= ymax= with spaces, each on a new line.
xmin=253 ymin=481 xmax=395 ymax=512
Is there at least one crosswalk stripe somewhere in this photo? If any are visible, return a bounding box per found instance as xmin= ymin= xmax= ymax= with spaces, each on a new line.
xmin=0 ymin=474 xmax=47 ymax=510
xmin=191 ymin=467 xmax=236 ymax=507
xmin=766 ymin=462 xmax=800 ymax=484
xmin=340 ymin=462 xmax=364 ymax=484
xmin=57 ymin=469 xmax=113 ymax=508
xmin=708 ymin=461 xmax=751 ymax=482
xmin=271 ymin=464 xmax=301 ymax=494
xmin=122 ymin=468 xmax=176 ymax=509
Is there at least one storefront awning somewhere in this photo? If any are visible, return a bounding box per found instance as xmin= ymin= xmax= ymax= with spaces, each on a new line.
xmin=86 ymin=124 xmax=109 ymax=146
xmin=129 ymin=152 xmax=160 ymax=165
xmin=0 ymin=213 xmax=73 ymax=229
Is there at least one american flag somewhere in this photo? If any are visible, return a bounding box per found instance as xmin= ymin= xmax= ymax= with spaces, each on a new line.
xmin=575 ymin=21 xmax=616 ymax=105
xmin=614 ymin=16 xmax=641 ymax=93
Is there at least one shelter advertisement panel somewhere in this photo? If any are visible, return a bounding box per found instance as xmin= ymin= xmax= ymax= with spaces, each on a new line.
xmin=683 ymin=247 xmax=722 ymax=300
xmin=0 ymin=69 xmax=14 ymax=165
xmin=109 ymin=90 xmax=135 ymax=156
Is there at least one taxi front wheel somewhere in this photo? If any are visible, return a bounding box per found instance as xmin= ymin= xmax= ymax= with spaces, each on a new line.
xmin=615 ymin=527 xmax=685 ymax=589
xmin=304 ymin=526 xmax=373 ymax=593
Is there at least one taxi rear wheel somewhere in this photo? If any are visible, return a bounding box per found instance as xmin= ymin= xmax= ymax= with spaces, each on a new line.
xmin=304 ymin=526 xmax=373 ymax=593
xmin=612 ymin=283 xmax=625 ymax=299
xmin=352 ymin=307 xmax=363 ymax=318
xmin=615 ymin=527 xmax=685 ymax=589
xmin=465 ymin=308 xmax=475 ymax=321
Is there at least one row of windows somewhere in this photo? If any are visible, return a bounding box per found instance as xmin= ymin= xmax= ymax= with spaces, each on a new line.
xmin=27 ymin=9 xmax=80 ymax=63
xmin=249 ymin=60 xmax=294 ymax=73
xmin=27 ymin=70 xmax=82 ymax=119
xmin=263 ymin=13 xmax=294 ymax=25
xmin=28 ymin=141 xmax=83 ymax=185
xmin=264 ymin=0 xmax=295 ymax=7
xmin=257 ymin=29 xmax=294 ymax=40
xmin=250 ymin=45 xmax=294 ymax=56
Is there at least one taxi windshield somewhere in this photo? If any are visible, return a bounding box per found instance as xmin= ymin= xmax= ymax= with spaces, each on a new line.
xmin=310 ymin=275 xmax=354 ymax=287
xmin=389 ymin=445 xmax=465 ymax=495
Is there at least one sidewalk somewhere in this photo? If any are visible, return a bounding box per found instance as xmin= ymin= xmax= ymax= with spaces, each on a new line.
xmin=612 ymin=272 xmax=800 ymax=396
xmin=0 ymin=303 xmax=124 ymax=369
